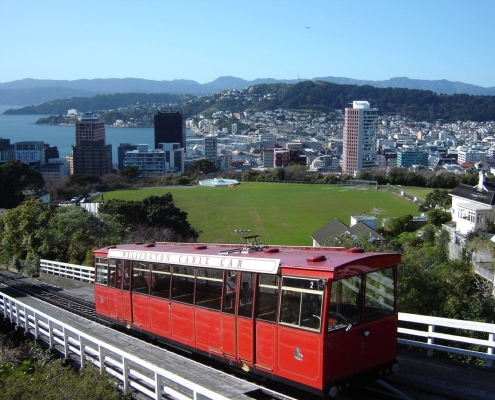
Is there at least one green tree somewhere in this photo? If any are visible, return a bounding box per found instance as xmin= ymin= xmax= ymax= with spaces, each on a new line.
xmin=119 ymin=166 xmax=141 ymax=181
xmin=36 ymin=206 xmax=103 ymax=264
xmin=419 ymin=189 xmax=452 ymax=212
xmin=185 ymin=159 xmax=216 ymax=176
xmin=427 ymin=209 xmax=452 ymax=226
xmin=100 ymin=194 xmax=200 ymax=242
xmin=0 ymin=198 xmax=53 ymax=268
xmin=383 ymin=214 xmax=413 ymax=237
xmin=0 ymin=160 xmax=44 ymax=209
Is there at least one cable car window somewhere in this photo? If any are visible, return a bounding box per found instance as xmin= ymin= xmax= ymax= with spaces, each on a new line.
xmin=95 ymin=257 xmax=108 ymax=285
xmin=223 ymin=271 xmax=237 ymax=314
xmin=108 ymin=259 xmax=117 ymax=288
xmin=150 ymin=264 xmax=171 ymax=299
xmin=171 ymin=266 xmax=195 ymax=304
xmin=364 ymin=267 xmax=395 ymax=321
xmin=256 ymin=275 xmax=279 ymax=322
xmin=238 ymin=272 xmax=255 ymax=318
xmin=132 ymin=261 xmax=151 ymax=295
xmin=279 ymin=277 xmax=323 ymax=331
xmin=329 ymin=275 xmax=362 ymax=331
xmin=196 ymin=268 xmax=223 ymax=311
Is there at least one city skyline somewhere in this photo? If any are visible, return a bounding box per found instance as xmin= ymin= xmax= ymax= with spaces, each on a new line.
xmin=1 ymin=0 xmax=495 ymax=88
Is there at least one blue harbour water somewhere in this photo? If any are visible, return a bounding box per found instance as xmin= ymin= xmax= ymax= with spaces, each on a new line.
xmin=0 ymin=105 xmax=192 ymax=161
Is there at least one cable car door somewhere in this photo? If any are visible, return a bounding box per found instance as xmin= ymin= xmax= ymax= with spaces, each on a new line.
xmin=122 ymin=260 xmax=132 ymax=323
xmin=236 ymin=272 xmax=255 ymax=364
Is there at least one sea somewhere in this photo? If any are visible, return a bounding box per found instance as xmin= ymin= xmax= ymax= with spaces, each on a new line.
xmin=0 ymin=105 xmax=193 ymax=161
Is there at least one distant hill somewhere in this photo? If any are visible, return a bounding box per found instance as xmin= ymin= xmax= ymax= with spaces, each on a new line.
xmin=6 ymin=81 xmax=495 ymax=122
xmin=1 ymin=76 xmax=494 ymax=106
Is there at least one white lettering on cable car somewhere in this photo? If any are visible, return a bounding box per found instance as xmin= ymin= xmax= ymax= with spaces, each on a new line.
xmin=108 ymin=249 xmax=280 ymax=274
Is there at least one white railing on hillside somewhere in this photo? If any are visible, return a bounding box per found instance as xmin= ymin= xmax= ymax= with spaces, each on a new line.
xmin=38 ymin=260 xmax=495 ymax=368
xmin=0 ymin=290 xmax=230 ymax=400
xmin=40 ymin=260 xmax=94 ymax=283
xmin=398 ymin=312 xmax=495 ymax=368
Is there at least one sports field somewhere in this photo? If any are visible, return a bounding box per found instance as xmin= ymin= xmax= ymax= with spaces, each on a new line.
xmin=103 ymin=183 xmax=421 ymax=245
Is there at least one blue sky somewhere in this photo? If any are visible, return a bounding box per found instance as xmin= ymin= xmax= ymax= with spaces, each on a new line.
xmin=2 ymin=0 xmax=494 ymax=87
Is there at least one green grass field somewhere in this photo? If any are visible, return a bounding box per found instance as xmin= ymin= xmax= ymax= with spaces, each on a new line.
xmin=102 ymin=183 xmax=421 ymax=245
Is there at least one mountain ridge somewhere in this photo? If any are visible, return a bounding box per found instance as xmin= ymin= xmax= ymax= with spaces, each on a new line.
xmin=0 ymin=76 xmax=494 ymax=106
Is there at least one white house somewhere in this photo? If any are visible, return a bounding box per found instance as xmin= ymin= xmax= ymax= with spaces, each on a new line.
xmin=449 ymin=170 xmax=495 ymax=235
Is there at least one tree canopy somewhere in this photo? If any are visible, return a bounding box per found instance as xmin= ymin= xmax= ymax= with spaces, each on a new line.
xmin=0 ymin=160 xmax=44 ymax=209
xmin=419 ymin=189 xmax=452 ymax=212
xmin=185 ymin=159 xmax=217 ymax=176
xmin=99 ymin=193 xmax=200 ymax=242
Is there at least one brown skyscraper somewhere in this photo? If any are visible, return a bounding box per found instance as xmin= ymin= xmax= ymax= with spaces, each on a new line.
xmin=72 ymin=113 xmax=112 ymax=177
xmin=75 ymin=113 xmax=106 ymax=145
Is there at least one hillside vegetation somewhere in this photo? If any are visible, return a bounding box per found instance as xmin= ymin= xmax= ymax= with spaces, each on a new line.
xmin=5 ymin=81 xmax=495 ymax=122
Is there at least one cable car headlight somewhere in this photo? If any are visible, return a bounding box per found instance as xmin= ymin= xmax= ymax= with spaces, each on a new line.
xmin=363 ymin=330 xmax=370 ymax=337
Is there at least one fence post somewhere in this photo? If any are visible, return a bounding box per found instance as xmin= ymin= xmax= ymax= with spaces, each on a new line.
xmin=427 ymin=324 xmax=435 ymax=356
xmin=80 ymin=337 xmax=86 ymax=368
xmin=154 ymin=372 xmax=162 ymax=400
xmin=488 ymin=333 xmax=494 ymax=368
xmin=122 ymin=356 xmax=129 ymax=391
xmin=48 ymin=320 xmax=54 ymax=349
xmin=99 ymin=345 xmax=105 ymax=372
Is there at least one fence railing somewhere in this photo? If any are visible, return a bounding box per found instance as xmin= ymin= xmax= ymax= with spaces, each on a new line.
xmin=388 ymin=184 xmax=425 ymax=204
xmin=0 ymin=290 xmax=231 ymax=400
xmin=398 ymin=312 xmax=495 ymax=368
xmin=40 ymin=260 xmax=94 ymax=283
xmin=38 ymin=260 xmax=495 ymax=368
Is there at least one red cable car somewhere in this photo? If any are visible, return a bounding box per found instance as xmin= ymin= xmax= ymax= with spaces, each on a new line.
xmin=94 ymin=241 xmax=400 ymax=399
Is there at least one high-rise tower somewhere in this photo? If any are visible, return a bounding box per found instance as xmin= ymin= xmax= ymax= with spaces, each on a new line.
xmin=72 ymin=113 xmax=112 ymax=176
xmin=154 ymin=111 xmax=186 ymax=150
xmin=342 ymin=101 xmax=378 ymax=175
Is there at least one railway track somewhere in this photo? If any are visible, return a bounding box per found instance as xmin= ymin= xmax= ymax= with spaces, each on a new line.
xmin=0 ymin=272 xmax=107 ymax=325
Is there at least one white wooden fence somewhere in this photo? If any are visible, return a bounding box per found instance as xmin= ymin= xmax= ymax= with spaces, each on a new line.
xmin=39 ymin=260 xmax=495 ymax=368
xmin=398 ymin=312 xmax=495 ymax=368
xmin=40 ymin=260 xmax=94 ymax=283
xmin=0 ymin=291 xmax=231 ymax=400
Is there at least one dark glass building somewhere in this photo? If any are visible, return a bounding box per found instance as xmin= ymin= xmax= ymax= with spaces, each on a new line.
xmin=117 ymin=143 xmax=138 ymax=170
xmin=72 ymin=140 xmax=112 ymax=177
xmin=154 ymin=112 xmax=186 ymax=150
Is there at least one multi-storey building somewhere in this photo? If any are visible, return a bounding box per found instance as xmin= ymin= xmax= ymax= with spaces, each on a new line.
xmin=44 ymin=145 xmax=59 ymax=163
xmin=342 ymin=101 xmax=378 ymax=175
xmin=154 ymin=111 xmax=186 ymax=150
xmin=0 ymin=138 xmax=15 ymax=165
xmin=75 ymin=113 xmax=105 ymax=145
xmin=396 ymin=145 xmax=429 ymax=168
xmin=40 ymin=159 xmax=69 ymax=184
xmin=72 ymin=140 xmax=112 ymax=177
xmin=204 ymin=136 xmax=218 ymax=165
xmin=457 ymin=146 xmax=488 ymax=164
xmin=125 ymin=143 xmax=184 ymax=177
xmin=274 ymin=148 xmax=290 ymax=168
xmin=160 ymin=142 xmax=184 ymax=174
xmin=117 ymin=143 xmax=138 ymax=170
xmin=15 ymin=141 xmax=45 ymax=170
